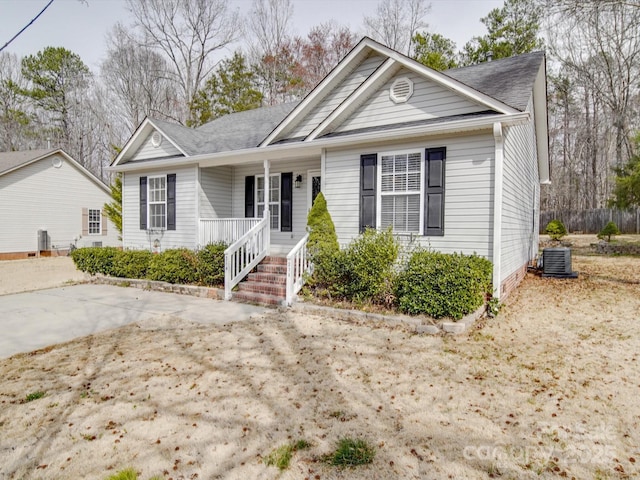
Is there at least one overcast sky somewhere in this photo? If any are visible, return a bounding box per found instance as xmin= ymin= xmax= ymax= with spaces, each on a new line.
xmin=0 ymin=0 xmax=504 ymax=71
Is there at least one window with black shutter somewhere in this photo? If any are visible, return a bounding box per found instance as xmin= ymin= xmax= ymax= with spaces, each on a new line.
xmin=360 ymin=154 xmax=377 ymax=233
xmin=424 ymin=147 xmax=446 ymax=236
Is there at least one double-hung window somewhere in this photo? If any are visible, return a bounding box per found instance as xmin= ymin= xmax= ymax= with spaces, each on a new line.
xmin=88 ymin=209 xmax=101 ymax=234
xmin=379 ymin=151 xmax=423 ymax=233
xmin=148 ymin=176 xmax=167 ymax=229
xmin=256 ymin=174 xmax=280 ymax=230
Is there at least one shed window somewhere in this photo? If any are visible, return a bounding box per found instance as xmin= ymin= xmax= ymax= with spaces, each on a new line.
xmin=88 ymin=209 xmax=101 ymax=235
xmin=148 ymin=176 xmax=166 ymax=229
xmin=379 ymin=151 xmax=422 ymax=233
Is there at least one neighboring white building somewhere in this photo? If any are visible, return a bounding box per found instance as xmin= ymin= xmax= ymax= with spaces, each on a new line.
xmin=111 ymin=37 xmax=549 ymax=303
xmin=0 ymin=148 xmax=121 ymax=259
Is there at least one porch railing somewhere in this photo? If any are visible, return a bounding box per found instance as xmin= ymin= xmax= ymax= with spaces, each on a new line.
xmin=224 ymin=216 xmax=269 ymax=300
xmin=199 ymin=218 xmax=262 ymax=247
xmin=285 ymin=233 xmax=312 ymax=306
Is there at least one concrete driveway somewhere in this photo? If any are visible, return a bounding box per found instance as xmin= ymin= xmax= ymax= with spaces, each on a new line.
xmin=0 ymin=284 xmax=268 ymax=359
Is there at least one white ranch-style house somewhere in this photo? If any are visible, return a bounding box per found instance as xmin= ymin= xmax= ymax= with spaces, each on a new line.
xmin=111 ymin=37 xmax=549 ymax=306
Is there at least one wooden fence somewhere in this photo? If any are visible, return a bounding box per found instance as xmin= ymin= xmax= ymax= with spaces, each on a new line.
xmin=540 ymin=208 xmax=640 ymax=234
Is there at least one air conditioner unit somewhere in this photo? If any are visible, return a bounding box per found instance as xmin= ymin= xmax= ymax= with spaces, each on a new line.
xmin=37 ymin=229 xmax=49 ymax=251
xmin=542 ymin=247 xmax=578 ymax=278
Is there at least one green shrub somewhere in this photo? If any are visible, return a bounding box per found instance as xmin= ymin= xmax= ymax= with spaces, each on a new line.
xmin=336 ymin=228 xmax=399 ymax=304
xmin=197 ymin=242 xmax=227 ymax=286
xmin=545 ymin=219 xmax=567 ymax=241
xmin=71 ymin=247 xmax=120 ymax=275
xmin=597 ymin=221 xmax=621 ymax=242
xmin=306 ymin=192 xmax=340 ymax=287
xmin=395 ymin=250 xmax=492 ymax=320
xmin=112 ymin=250 xmax=153 ymax=279
xmin=147 ymin=249 xmax=198 ymax=284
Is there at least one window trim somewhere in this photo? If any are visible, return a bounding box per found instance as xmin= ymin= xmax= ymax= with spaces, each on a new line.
xmin=88 ymin=208 xmax=102 ymax=235
xmin=256 ymin=173 xmax=281 ymax=231
xmin=148 ymin=175 xmax=167 ymax=230
xmin=376 ymin=148 xmax=424 ymax=234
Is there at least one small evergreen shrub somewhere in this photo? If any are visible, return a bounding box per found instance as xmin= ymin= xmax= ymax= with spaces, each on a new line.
xmin=112 ymin=250 xmax=153 ymax=279
xmin=545 ymin=219 xmax=567 ymax=241
xmin=395 ymin=250 xmax=492 ymax=320
xmin=337 ymin=228 xmax=399 ymax=304
xmin=306 ymin=192 xmax=340 ymax=287
xmin=147 ymin=248 xmax=198 ymax=284
xmin=71 ymin=247 xmax=120 ymax=275
xmin=597 ymin=221 xmax=621 ymax=242
xmin=197 ymin=242 xmax=226 ymax=286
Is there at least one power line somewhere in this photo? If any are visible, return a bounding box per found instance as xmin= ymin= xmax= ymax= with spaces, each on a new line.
xmin=0 ymin=0 xmax=56 ymax=54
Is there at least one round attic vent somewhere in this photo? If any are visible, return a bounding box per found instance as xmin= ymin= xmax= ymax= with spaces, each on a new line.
xmin=151 ymin=131 xmax=163 ymax=147
xmin=51 ymin=157 xmax=62 ymax=168
xmin=390 ymin=77 xmax=414 ymax=104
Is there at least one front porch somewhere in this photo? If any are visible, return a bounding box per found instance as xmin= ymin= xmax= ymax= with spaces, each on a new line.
xmin=198 ymin=216 xmax=311 ymax=306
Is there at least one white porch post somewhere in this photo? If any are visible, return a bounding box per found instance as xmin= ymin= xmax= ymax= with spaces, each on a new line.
xmin=263 ymin=159 xmax=271 ymax=254
xmin=492 ymin=122 xmax=504 ymax=299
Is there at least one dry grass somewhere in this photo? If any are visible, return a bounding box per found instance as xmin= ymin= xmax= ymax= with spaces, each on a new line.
xmin=1 ymin=250 xmax=640 ymax=479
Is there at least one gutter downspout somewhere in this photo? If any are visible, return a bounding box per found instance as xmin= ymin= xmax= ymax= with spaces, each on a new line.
xmin=263 ymin=159 xmax=271 ymax=255
xmin=492 ymin=122 xmax=504 ymax=299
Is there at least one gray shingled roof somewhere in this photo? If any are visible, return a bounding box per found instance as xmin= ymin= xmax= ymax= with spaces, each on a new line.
xmin=146 ymin=51 xmax=543 ymax=156
xmin=0 ymin=148 xmax=56 ymax=175
xmin=444 ymin=51 xmax=545 ymax=111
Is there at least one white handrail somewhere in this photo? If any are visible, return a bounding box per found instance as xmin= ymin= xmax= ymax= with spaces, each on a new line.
xmin=224 ymin=217 xmax=270 ymax=300
xmin=199 ymin=218 xmax=261 ymax=247
xmin=285 ymin=233 xmax=312 ymax=306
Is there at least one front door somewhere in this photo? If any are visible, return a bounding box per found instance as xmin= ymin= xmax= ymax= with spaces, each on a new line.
xmin=307 ymin=169 xmax=321 ymax=211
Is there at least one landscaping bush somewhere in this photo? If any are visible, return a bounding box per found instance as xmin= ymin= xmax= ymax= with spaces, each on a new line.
xmin=197 ymin=242 xmax=226 ymax=286
xmin=71 ymin=247 xmax=120 ymax=276
xmin=112 ymin=250 xmax=153 ymax=279
xmin=545 ymin=219 xmax=567 ymax=241
xmin=306 ymin=192 xmax=340 ymax=288
xmin=147 ymin=248 xmax=199 ymax=284
xmin=336 ymin=228 xmax=399 ymax=304
xmin=395 ymin=249 xmax=492 ymax=320
xmin=597 ymin=221 xmax=621 ymax=242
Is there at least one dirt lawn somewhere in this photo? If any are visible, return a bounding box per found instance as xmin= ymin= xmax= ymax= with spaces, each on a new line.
xmin=1 ymin=238 xmax=639 ymax=479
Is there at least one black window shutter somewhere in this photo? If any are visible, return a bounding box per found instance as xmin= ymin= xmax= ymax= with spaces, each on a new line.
xmin=281 ymin=172 xmax=293 ymax=232
xmin=139 ymin=176 xmax=147 ymax=230
xmin=245 ymin=176 xmax=255 ymax=217
xmin=360 ymin=154 xmax=377 ymax=233
xmin=167 ymin=174 xmax=176 ymax=230
xmin=424 ymin=147 xmax=446 ymax=236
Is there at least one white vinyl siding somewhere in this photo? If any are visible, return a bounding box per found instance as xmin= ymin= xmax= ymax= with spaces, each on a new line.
xmin=231 ymin=158 xmax=320 ymax=253
xmin=379 ymin=151 xmax=423 ymax=233
xmin=335 ymin=68 xmax=487 ymax=133
xmin=122 ymin=165 xmax=197 ymax=251
xmin=199 ymin=166 xmax=232 ymax=218
xmin=287 ymin=53 xmax=386 ymax=139
xmin=501 ymin=96 xmax=539 ymax=282
xmin=0 ymin=154 xmax=120 ymax=253
xmin=130 ymin=130 xmax=183 ymax=161
xmin=323 ymin=133 xmax=495 ymax=257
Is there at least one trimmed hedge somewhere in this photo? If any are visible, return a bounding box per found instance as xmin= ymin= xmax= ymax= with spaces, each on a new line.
xmin=395 ymin=249 xmax=492 ymax=320
xmin=71 ymin=244 xmax=227 ymax=287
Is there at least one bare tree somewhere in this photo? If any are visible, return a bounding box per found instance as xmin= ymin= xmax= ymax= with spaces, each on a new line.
xmin=125 ymin=0 xmax=241 ymax=124
xmin=363 ymin=0 xmax=431 ymax=55
xmin=102 ymin=23 xmax=180 ymax=131
xmin=0 ymin=52 xmax=33 ymax=151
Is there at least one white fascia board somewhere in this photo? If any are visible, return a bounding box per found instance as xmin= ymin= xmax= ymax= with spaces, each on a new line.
xmin=259 ymin=39 xmax=377 ymax=147
xmin=306 ymin=58 xmax=398 ymax=141
xmin=110 ymin=111 xmax=530 ymax=172
xmin=533 ymin=62 xmax=550 ymax=184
